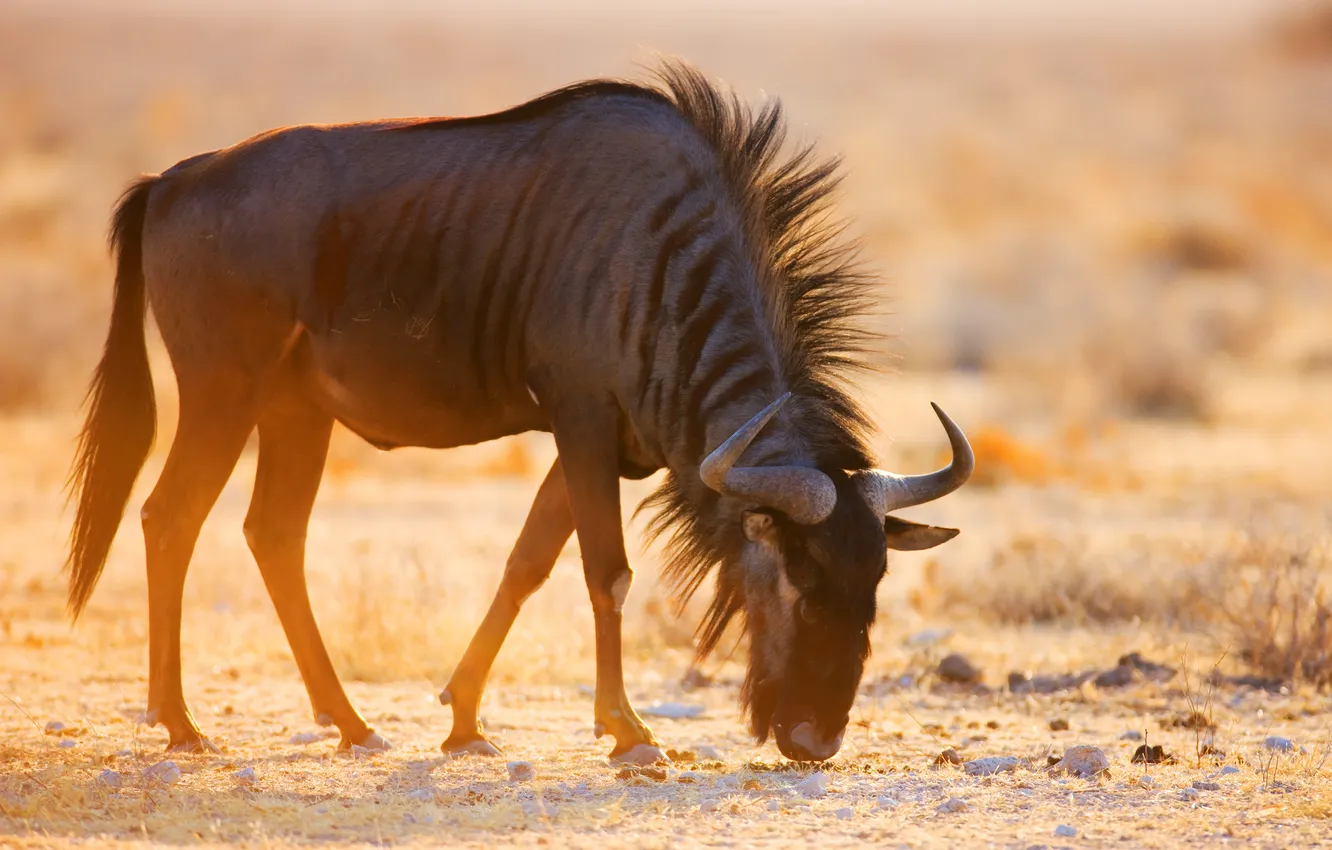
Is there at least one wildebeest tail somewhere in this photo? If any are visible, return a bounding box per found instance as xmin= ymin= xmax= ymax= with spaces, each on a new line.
xmin=65 ymin=176 xmax=159 ymax=620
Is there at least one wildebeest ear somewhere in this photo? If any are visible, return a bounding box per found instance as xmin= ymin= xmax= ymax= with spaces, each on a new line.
xmin=883 ymin=516 xmax=960 ymax=551
xmin=742 ymin=510 xmax=777 ymax=543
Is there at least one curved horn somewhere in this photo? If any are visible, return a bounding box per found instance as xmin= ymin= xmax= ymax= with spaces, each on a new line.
xmin=854 ymin=402 xmax=974 ymax=516
xmin=699 ymin=393 xmax=837 ymax=525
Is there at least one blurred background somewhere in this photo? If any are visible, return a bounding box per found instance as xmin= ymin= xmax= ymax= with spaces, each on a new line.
xmin=2 ymin=1 xmax=1331 ymax=699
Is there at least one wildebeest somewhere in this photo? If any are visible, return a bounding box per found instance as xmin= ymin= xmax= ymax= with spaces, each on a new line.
xmin=65 ymin=62 xmax=973 ymax=764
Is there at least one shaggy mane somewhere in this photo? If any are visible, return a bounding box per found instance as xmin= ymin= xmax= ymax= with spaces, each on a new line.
xmin=637 ymin=61 xmax=879 ymax=659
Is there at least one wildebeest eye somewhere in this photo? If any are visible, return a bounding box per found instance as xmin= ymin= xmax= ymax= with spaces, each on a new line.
xmin=798 ymin=598 xmax=817 ymax=624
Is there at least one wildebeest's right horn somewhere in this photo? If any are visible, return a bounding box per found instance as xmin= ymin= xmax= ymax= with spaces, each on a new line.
xmin=854 ymin=403 xmax=974 ymax=516
xmin=699 ymin=393 xmax=837 ymax=525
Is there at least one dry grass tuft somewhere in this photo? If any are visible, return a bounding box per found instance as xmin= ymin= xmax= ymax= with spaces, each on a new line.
xmin=1201 ymin=538 xmax=1332 ymax=690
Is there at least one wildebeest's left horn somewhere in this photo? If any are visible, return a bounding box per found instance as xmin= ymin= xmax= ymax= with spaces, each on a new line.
xmin=854 ymin=402 xmax=974 ymax=516
xmin=699 ymin=393 xmax=837 ymax=525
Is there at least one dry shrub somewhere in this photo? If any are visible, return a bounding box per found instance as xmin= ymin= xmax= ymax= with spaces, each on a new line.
xmin=1199 ymin=538 xmax=1332 ymax=690
xmin=950 ymin=426 xmax=1051 ymax=488
xmin=914 ymin=535 xmax=1197 ymax=627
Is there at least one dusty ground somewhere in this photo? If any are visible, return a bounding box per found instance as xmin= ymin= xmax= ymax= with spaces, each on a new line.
xmin=3 ymin=3 xmax=1332 ymax=848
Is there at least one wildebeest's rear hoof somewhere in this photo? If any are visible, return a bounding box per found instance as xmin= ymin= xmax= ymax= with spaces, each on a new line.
xmin=441 ymin=736 xmax=503 ymax=757
xmin=609 ymin=743 xmax=670 ymax=766
xmin=167 ymin=736 xmax=220 ymax=755
xmin=338 ymin=730 xmax=391 ymax=752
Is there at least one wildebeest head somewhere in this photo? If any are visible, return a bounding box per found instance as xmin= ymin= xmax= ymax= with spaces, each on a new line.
xmin=700 ymin=393 xmax=973 ymax=761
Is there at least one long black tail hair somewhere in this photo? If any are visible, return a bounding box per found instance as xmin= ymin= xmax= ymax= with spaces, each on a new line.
xmin=64 ymin=176 xmax=159 ymax=619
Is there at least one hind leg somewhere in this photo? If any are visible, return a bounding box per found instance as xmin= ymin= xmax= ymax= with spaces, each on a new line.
xmin=244 ymin=385 xmax=386 ymax=751
xmin=440 ymin=459 xmax=573 ymax=755
xmin=141 ymin=390 xmax=256 ymax=752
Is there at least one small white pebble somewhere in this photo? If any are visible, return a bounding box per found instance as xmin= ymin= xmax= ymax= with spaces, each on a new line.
xmin=876 ymin=795 xmax=899 ymax=809
xmin=44 ymin=721 xmax=66 ymax=736
xmin=718 ymin=775 xmax=741 ymax=790
xmin=315 ymin=805 xmax=329 ymax=814
xmin=1220 ymin=765 xmax=1241 ymax=776
xmin=938 ymin=797 xmax=968 ymax=813
xmin=1119 ymin=730 xmax=1143 ymax=741
xmin=1054 ymin=824 xmax=1078 ymax=837
xmin=1136 ymin=775 xmax=1156 ymax=789
xmin=289 ymin=732 xmax=321 ymax=745
xmin=834 ymin=806 xmax=854 ymax=820
xmin=694 ymin=745 xmax=725 ymax=760
xmin=57 ymin=739 xmax=76 ymax=749
xmin=405 ymin=788 xmax=433 ymax=802
xmin=794 ymin=773 xmax=827 ymax=798
xmin=766 ymin=799 xmax=781 ymax=812
xmin=700 ymin=798 xmax=721 ymax=813
xmin=144 ymin=760 xmax=181 ymax=786
xmin=1181 ymin=787 xmax=1200 ymax=802
xmin=678 ymin=771 xmax=701 ymax=783
xmin=96 ymin=769 xmax=123 ymax=789
xmin=233 ymin=767 xmax=257 ymax=787
xmin=507 ymin=761 xmax=536 ymax=782
xmin=1263 ymin=736 xmax=1296 ymax=753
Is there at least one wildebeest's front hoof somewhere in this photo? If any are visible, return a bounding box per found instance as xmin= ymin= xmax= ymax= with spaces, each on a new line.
xmin=609 ymin=743 xmax=670 ymax=766
xmin=339 ymin=730 xmax=391 ymax=752
xmin=441 ymin=736 xmax=503 ymax=757
xmin=167 ymin=736 xmax=220 ymax=755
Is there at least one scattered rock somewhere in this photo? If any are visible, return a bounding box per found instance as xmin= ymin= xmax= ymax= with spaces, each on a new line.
xmin=1181 ymin=787 xmax=1200 ymax=802
xmin=766 ymin=799 xmax=781 ymax=812
xmin=934 ymin=747 xmax=963 ymax=767
xmin=1119 ymin=730 xmax=1144 ymax=741
xmin=144 ymin=760 xmax=181 ymax=786
xmin=964 ymin=756 xmax=1020 ymax=776
xmin=57 ymin=739 xmax=76 ymax=749
xmin=742 ymin=778 xmax=761 ymax=792
xmin=1054 ymin=825 xmax=1078 ymax=838
xmin=289 ymin=732 xmax=322 ymax=745
xmin=834 ymin=806 xmax=854 ymax=820
xmin=695 ymin=744 xmax=725 ymax=761
xmin=350 ymin=744 xmax=380 ymax=758
xmin=1263 ymin=736 xmax=1296 ymax=753
xmin=700 ymin=798 xmax=721 ymax=813
xmin=1131 ymin=745 xmax=1175 ymax=765
xmin=1220 ymin=765 xmax=1241 ymax=776
xmin=232 ymin=767 xmax=257 ymax=787
xmin=665 ymin=748 xmax=698 ymax=762
xmin=1166 ymin=711 xmax=1213 ymax=731
xmin=937 ymin=653 xmax=982 ymax=684
xmin=641 ymin=702 xmax=705 ymax=719
xmin=1049 ymin=718 xmax=1070 ymax=732
xmin=507 ymin=761 xmax=535 ymax=782
xmin=616 ymin=765 xmax=667 ymax=782
xmin=95 ymin=769 xmax=123 ymax=789
xmin=405 ymin=788 xmax=433 ymax=802
xmin=521 ymin=799 xmax=558 ymax=818
xmin=1009 ymin=671 xmax=1094 ymax=695
xmin=1134 ymin=775 xmax=1156 ymax=789
xmin=1093 ymin=665 xmax=1137 ymax=689
xmin=875 ymin=795 xmax=899 ymax=809
xmin=677 ymin=771 xmax=701 ymax=783
xmin=43 ymin=721 xmax=66 ymax=736
xmin=1118 ymin=652 xmax=1177 ymax=683
xmin=794 ymin=773 xmax=827 ymax=798
xmin=906 ymin=627 xmax=953 ymax=647
xmin=1193 ymin=781 xmax=1221 ymax=791
xmin=1208 ymin=671 xmax=1287 ymax=693
xmin=680 ymin=667 xmax=713 ymax=690
xmin=1052 ymin=746 xmax=1110 ymax=778
xmin=937 ymin=797 xmax=968 ymax=813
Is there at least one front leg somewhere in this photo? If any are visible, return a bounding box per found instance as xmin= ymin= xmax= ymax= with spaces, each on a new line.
xmin=548 ymin=395 xmax=666 ymax=765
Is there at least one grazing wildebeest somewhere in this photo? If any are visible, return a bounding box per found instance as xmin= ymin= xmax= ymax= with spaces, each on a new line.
xmin=65 ymin=62 xmax=973 ymax=764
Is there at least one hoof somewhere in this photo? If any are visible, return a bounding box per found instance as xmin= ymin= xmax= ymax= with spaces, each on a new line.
xmin=610 ymin=743 xmax=670 ymax=766
xmin=167 ymin=736 xmax=220 ymax=755
xmin=339 ymin=730 xmax=391 ymax=752
xmin=442 ymin=736 xmax=503 ymax=757
xmin=438 ymin=689 xmax=452 ymax=706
